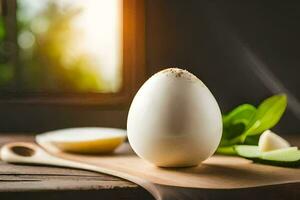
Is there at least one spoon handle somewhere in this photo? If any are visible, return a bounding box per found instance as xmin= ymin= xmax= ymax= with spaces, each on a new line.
xmin=1 ymin=142 xmax=126 ymax=176
xmin=0 ymin=142 xmax=163 ymax=200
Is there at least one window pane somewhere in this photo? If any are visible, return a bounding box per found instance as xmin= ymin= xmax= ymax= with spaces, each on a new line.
xmin=16 ymin=0 xmax=122 ymax=93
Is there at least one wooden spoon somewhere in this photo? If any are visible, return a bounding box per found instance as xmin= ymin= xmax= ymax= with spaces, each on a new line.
xmin=1 ymin=142 xmax=299 ymax=200
xmin=0 ymin=142 xmax=162 ymax=199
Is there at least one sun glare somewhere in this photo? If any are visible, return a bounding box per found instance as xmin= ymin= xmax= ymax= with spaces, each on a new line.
xmin=73 ymin=0 xmax=123 ymax=92
xmin=16 ymin=0 xmax=123 ymax=92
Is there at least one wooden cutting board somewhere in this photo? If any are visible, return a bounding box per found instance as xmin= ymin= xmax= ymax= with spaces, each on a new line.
xmin=38 ymin=142 xmax=300 ymax=199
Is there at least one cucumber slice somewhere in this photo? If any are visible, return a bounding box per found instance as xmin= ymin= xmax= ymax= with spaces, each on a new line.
xmin=235 ymin=145 xmax=300 ymax=167
xmin=261 ymin=147 xmax=299 ymax=161
xmin=235 ymin=145 xmax=261 ymax=158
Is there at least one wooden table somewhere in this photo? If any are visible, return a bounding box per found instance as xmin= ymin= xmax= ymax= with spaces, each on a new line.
xmin=0 ymin=135 xmax=153 ymax=200
xmin=0 ymin=134 xmax=299 ymax=200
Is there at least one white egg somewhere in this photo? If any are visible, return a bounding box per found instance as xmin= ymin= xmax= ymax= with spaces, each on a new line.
xmin=127 ymin=68 xmax=222 ymax=167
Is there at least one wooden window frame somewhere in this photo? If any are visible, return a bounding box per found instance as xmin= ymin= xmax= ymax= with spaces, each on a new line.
xmin=0 ymin=0 xmax=145 ymax=107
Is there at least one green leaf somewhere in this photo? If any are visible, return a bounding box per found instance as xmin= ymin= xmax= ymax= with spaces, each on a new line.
xmin=223 ymin=104 xmax=257 ymax=127
xmin=247 ymin=94 xmax=287 ymax=135
xmin=218 ymin=94 xmax=288 ymax=152
xmin=220 ymin=104 xmax=256 ymax=146
xmin=230 ymin=94 xmax=287 ymax=144
xmin=244 ymin=134 xmax=260 ymax=145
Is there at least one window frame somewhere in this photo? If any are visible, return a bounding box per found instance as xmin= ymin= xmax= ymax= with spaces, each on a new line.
xmin=0 ymin=0 xmax=145 ymax=107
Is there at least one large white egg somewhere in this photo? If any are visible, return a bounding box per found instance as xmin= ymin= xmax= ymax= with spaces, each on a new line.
xmin=127 ymin=68 xmax=222 ymax=167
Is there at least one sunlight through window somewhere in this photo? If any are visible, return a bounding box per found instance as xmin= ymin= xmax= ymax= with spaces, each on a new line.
xmin=15 ymin=0 xmax=123 ymax=92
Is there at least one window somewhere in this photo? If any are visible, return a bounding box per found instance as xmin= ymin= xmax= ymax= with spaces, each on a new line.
xmin=0 ymin=0 xmax=144 ymax=105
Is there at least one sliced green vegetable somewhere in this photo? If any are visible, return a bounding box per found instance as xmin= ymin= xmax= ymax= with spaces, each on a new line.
xmin=235 ymin=145 xmax=300 ymax=168
xmin=217 ymin=94 xmax=288 ymax=160
xmin=254 ymin=158 xmax=300 ymax=167
xmin=261 ymin=147 xmax=299 ymax=161
xmin=234 ymin=145 xmax=261 ymax=158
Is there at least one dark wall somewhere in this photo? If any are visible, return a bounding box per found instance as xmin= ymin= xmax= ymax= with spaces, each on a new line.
xmin=0 ymin=0 xmax=299 ymax=134
xmin=145 ymin=0 xmax=300 ymax=134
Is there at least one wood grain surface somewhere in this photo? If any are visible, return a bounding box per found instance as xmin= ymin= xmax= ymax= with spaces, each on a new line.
xmin=1 ymin=134 xmax=300 ymax=200
xmin=40 ymin=141 xmax=300 ymax=189
xmin=34 ymin=135 xmax=300 ymax=200
xmin=0 ymin=134 xmax=153 ymax=200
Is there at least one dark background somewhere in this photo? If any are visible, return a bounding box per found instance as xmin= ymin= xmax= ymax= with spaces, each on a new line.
xmin=146 ymin=0 xmax=300 ymax=134
xmin=0 ymin=0 xmax=299 ymax=134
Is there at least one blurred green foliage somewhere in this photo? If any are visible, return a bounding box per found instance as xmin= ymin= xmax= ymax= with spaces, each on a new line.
xmin=0 ymin=16 xmax=14 ymax=88
xmin=0 ymin=17 xmax=5 ymax=39
xmin=17 ymin=1 xmax=108 ymax=92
